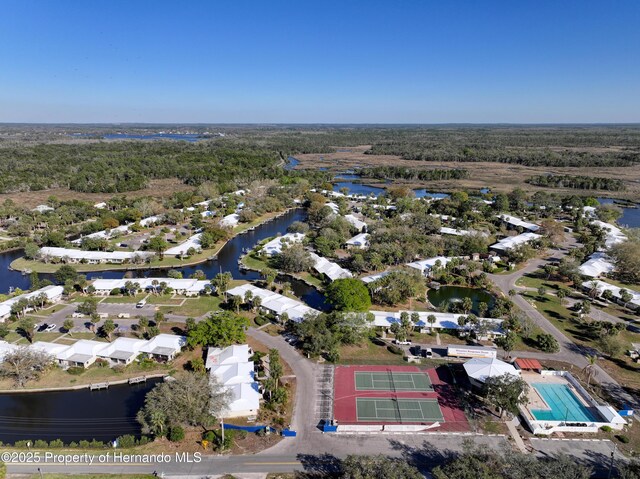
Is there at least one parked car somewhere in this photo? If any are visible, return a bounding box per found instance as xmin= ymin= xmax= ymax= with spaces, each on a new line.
xmin=136 ymin=299 xmax=146 ymax=308
xmin=44 ymin=324 xmax=57 ymax=332
xmin=422 ymin=347 xmax=433 ymax=358
xmin=394 ymin=339 xmax=412 ymax=346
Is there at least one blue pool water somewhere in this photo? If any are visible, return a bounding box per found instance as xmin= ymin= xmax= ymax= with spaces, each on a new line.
xmin=531 ymin=383 xmax=600 ymax=422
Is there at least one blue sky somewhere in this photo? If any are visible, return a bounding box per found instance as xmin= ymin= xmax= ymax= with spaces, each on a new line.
xmin=0 ymin=0 xmax=638 ymax=123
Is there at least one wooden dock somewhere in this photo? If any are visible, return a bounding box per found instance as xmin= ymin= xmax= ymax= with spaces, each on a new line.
xmin=90 ymin=382 xmax=109 ymax=390
xmin=128 ymin=376 xmax=147 ymax=385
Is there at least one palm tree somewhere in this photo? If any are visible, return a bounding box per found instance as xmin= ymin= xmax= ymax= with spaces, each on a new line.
xmin=584 ymin=354 xmax=598 ymax=386
xmin=281 ymin=282 xmax=292 ymax=297
xmin=427 ymin=314 xmax=437 ymax=332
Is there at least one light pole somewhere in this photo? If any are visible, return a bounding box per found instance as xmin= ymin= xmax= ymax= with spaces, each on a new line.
xmin=607 ymin=443 xmax=617 ymax=479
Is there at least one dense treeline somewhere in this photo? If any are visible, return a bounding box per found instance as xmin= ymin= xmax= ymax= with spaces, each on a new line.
xmin=526 ymin=174 xmax=625 ymax=191
xmin=0 ymin=141 xmax=282 ymax=193
xmin=2 ymin=125 xmax=640 ymax=193
xmin=359 ymin=166 xmax=469 ymax=181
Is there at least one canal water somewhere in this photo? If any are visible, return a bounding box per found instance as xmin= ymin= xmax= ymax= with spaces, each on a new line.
xmin=0 ymin=379 xmax=161 ymax=443
xmin=427 ymin=286 xmax=495 ymax=316
xmin=0 ymin=208 xmax=328 ymax=309
xmin=597 ymin=198 xmax=640 ymax=228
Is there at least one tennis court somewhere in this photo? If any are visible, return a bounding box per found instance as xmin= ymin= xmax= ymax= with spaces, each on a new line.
xmin=354 ymin=371 xmax=433 ymax=391
xmin=356 ymin=397 xmax=444 ymax=422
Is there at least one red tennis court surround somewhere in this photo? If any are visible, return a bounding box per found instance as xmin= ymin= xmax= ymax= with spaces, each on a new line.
xmin=333 ymin=365 xmax=469 ymax=431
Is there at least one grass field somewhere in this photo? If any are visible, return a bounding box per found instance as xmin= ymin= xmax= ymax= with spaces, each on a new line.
xmin=337 ymin=338 xmax=408 ymax=366
xmin=158 ymin=294 xmax=222 ymax=317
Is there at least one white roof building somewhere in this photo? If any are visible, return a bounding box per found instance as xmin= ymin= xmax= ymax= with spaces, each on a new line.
xmin=139 ymin=215 xmax=162 ymax=227
xmin=91 ymin=278 xmax=210 ymax=296
xmin=98 ymin=337 xmax=147 ymax=365
xmin=325 ymin=202 xmax=340 ymax=214
xmin=33 ymin=204 xmax=54 ymax=213
xmin=206 ymin=344 xmax=251 ymax=370
xmin=406 ymin=256 xmax=455 ymax=275
xmin=227 ymin=284 xmax=319 ymax=322
xmin=582 ymin=280 xmax=640 ymax=310
xmin=261 ymin=233 xmax=305 ymax=257
xmin=220 ymin=213 xmax=240 ymax=228
xmin=463 ymin=358 xmax=520 ymax=386
xmin=579 ymin=252 xmax=616 ymax=278
xmin=368 ymin=311 xmax=503 ymax=338
xmin=592 ymin=220 xmax=627 ymax=249
xmin=57 ymin=340 xmax=105 ymax=368
xmin=309 ymin=252 xmax=353 ymax=281
xmin=0 ymin=285 xmax=64 ymax=321
xmin=490 ymin=233 xmax=542 ymax=252
xmin=40 ymin=247 xmax=153 ymax=264
xmin=345 ymin=232 xmax=370 ymax=249
xmin=139 ymin=334 xmax=186 ymax=360
xmin=497 ymin=214 xmax=540 ymax=232
xmin=344 ymin=214 xmax=367 ymax=232
xmin=207 ymin=344 xmax=261 ymax=418
xmin=360 ymin=271 xmax=392 ymax=284
xmin=165 ymin=233 xmax=203 ymax=256
xmin=0 ymin=341 xmax=19 ymax=360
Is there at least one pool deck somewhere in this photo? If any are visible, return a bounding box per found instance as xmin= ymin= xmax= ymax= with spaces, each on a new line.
xmin=520 ymin=372 xmax=594 ymax=421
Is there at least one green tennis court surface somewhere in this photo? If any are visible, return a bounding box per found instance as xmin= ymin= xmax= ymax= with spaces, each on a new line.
xmin=356 ymin=397 xmax=444 ymax=422
xmin=354 ymin=371 xmax=433 ymax=391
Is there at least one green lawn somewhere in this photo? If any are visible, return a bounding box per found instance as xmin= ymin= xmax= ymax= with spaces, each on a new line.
xmin=145 ymin=295 xmax=185 ymax=305
xmin=101 ymin=293 xmax=147 ymax=304
xmin=159 ymin=294 xmax=223 ymax=317
xmin=516 ymin=272 xmax=569 ymax=291
xmin=337 ymin=337 xmax=409 ymax=365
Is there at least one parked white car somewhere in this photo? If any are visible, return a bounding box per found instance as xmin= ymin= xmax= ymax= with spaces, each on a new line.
xmin=44 ymin=324 xmax=57 ymax=332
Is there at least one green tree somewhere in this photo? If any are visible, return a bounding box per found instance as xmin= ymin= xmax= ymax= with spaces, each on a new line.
xmin=325 ymin=278 xmax=372 ymax=312
xmin=137 ymin=372 xmax=231 ymax=434
xmin=187 ymin=311 xmax=249 ymax=348
xmin=77 ymin=297 xmax=98 ymax=316
xmin=17 ymin=317 xmax=36 ymax=342
xmin=482 ymin=373 xmax=530 ymax=418
xmin=536 ymin=333 xmax=559 ymax=353
xmin=101 ymin=319 xmax=116 ymax=341
xmin=63 ymin=319 xmax=74 ymax=335
xmin=339 ymin=455 xmax=422 ymax=479
xmin=148 ymin=235 xmax=169 ymax=259
xmin=495 ymin=330 xmax=517 ymax=358
xmin=211 ymin=272 xmax=232 ymax=301
xmin=54 ymin=265 xmax=78 ymax=284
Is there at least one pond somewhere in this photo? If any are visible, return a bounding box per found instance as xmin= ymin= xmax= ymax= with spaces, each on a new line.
xmin=0 ymin=378 xmax=162 ymax=443
xmin=427 ymin=286 xmax=495 ymax=316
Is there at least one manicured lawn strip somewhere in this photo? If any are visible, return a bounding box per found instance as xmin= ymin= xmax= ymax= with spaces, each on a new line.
xmin=101 ymin=294 xmax=147 ymax=304
xmin=159 ymin=295 xmax=223 ymax=317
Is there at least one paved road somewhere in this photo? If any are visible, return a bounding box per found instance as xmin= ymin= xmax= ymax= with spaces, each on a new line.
xmin=488 ymin=238 xmax=639 ymax=410
xmin=6 ymin=434 xmax=510 ymax=477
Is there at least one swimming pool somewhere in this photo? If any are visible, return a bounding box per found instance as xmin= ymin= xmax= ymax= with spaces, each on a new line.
xmin=531 ymin=383 xmax=600 ymax=422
